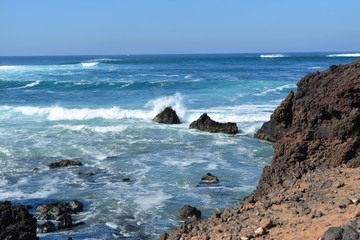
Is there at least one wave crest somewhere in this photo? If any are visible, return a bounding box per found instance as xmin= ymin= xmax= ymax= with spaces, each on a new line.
xmin=260 ymin=54 xmax=286 ymax=58
xmin=327 ymin=53 xmax=360 ymax=57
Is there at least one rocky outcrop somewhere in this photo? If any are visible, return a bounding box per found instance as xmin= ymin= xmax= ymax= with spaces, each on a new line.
xmin=162 ymin=59 xmax=360 ymax=240
xmin=189 ymin=113 xmax=238 ymax=134
xmin=48 ymin=159 xmax=83 ymax=169
xmin=36 ymin=200 xmax=84 ymax=233
xmin=0 ymin=201 xmax=38 ymax=240
xmin=200 ymin=173 xmax=219 ymax=183
xmin=178 ymin=205 xmax=202 ymax=219
xmin=254 ymin=59 xmax=360 ymax=198
xmin=153 ymin=107 xmax=180 ymax=124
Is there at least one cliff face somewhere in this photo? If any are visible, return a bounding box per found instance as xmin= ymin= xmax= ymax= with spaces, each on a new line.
xmin=254 ymin=59 xmax=360 ymax=197
xmin=162 ymin=59 xmax=360 ymax=240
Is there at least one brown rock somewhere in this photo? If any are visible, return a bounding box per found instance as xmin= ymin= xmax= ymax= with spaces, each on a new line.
xmin=189 ymin=113 xmax=238 ymax=134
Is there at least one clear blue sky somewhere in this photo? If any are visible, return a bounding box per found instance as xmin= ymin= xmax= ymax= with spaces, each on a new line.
xmin=0 ymin=0 xmax=359 ymax=56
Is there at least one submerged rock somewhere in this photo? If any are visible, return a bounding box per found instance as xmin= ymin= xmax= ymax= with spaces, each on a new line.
xmin=0 ymin=201 xmax=39 ymax=240
xmin=153 ymin=107 xmax=180 ymax=124
xmin=200 ymin=173 xmax=219 ymax=183
xmin=189 ymin=113 xmax=238 ymax=134
xmin=48 ymin=159 xmax=83 ymax=169
xmin=178 ymin=205 xmax=202 ymax=219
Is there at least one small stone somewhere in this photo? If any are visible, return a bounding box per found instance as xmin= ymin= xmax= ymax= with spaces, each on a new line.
xmin=254 ymin=226 xmax=264 ymax=236
xmin=351 ymin=198 xmax=359 ymax=204
xmin=333 ymin=181 xmax=345 ymax=188
xmin=178 ymin=205 xmax=201 ymax=219
xmin=240 ymin=237 xmax=249 ymax=240
xmin=260 ymin=218 xmax=273 ymax=230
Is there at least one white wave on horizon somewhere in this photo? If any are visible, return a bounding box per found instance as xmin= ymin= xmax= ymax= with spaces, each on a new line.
xmin=260 ymin=54 xmax=286 ymax=58
xmin=327 ymin=53 xmax=360 ymax=57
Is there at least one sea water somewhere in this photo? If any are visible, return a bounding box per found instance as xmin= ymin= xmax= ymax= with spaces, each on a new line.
xmin=0 ymin=53 xmax=358 ymax=239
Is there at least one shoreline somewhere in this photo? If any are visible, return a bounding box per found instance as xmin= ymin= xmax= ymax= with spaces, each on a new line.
xmin=162 ymin=58 xmax=360 ymax=239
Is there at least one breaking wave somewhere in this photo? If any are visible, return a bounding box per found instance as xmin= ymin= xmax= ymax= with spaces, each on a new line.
xmin=260 ymin=54 xmax=286 ymax=58
xmin=327 ymin=53 xmax=360 ymax=57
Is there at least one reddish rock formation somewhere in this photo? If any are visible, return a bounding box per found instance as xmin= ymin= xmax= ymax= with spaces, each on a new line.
xmin=162 ymin=59 xmax=360 ymax=240
xmin=254 ymin=59 xmax=360 ymax=198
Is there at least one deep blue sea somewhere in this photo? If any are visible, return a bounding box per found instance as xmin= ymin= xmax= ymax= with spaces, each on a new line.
xmin=0 ymin=52 xmax=359 ymax=239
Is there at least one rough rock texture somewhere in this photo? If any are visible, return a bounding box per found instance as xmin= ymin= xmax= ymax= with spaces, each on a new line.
xmin=0 ymin=201 xmax=39 ymax=240
xmin=254 ymin=59 xmax=360 ymax=198
xmin=162 ymin=59 xmax=360 ymax=240
xmin=48 ymin=159 xmax=83 ymax=169
xmin=153 ymin=107 xmax=181 ymax=124
xmin=200 ymin=173 xmax=219 ymax=183
xmin=36 ymin=200 xmax=83 ymax=232
xmin=189 ymin=113 xmax=238 ymax=134
xmin=178 ymin=205 xmax=202 ymax=220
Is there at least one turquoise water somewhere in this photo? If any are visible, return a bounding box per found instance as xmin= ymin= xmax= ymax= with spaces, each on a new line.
xmin=0 ymin=53 xmax=358 ymax=239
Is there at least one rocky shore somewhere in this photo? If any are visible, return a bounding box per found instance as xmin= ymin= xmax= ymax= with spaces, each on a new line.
xmin=162 ymin=59 xmax=360 ymax=240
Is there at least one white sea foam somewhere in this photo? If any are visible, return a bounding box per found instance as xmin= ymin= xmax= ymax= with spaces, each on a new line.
xmin=253 ymin=84 xmax=296 ymax=96
xmin=18 ymin=80 xmax=41 ymax=89
xmin=327 ymin=53 xmax=360 ymax=57
xmin=145 ymin=92 xmax=186 ymax=120
xmin=260 ymin=54 xmax=286 ymax=58
xmin=11 ymin=106 xmax=153 ymax=121
xmin=309 ymin=66 xmax=322 ymax=69
xmin=81 ymin=62 xmax=99 ymax=67
xmin=134 ymin=190 xmax=172 ymax=211
xmin=0 ymin=66 xmax=23 ymax=71
xmin=55 ymin=124 xmax=127 ymax=133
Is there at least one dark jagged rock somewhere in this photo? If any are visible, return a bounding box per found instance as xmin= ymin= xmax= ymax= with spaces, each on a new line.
xmin=48 ymin=159 xmax=83 ymax=169
xmin=0 ymin=201 xmax=39 ymax=240
xmin=36 ymin=221 xmax=56 ymax=233
xmin=321 ymin=225 xmax=360 ymax=240
xmin=178 ymin=205 xmax=201 ymax=219
xmin=35 ymin=200 xmax=83 ymax=233
xmin=200 ymin=173 xmax=219 ymax=183
xmin=152 ymin=107 xmax=180 ymax=124
xmin=254 ymin=59 xmax=360 ymax=198
xmin=189 ymin=113 xmax=238 ymax=134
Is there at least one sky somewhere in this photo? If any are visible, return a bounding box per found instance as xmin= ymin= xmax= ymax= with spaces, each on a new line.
xmin=0 ymin=0 xmax=359 ymax=56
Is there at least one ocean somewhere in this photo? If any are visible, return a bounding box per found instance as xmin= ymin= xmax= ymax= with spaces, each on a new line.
xmin=0 ymin=52 xmax=359 ymax=239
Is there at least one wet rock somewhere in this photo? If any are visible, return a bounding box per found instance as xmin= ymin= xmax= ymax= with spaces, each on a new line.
xmin=189 ymin=113 xmax=238 ymax=134
xmin=36 ymin=221 xmax=56 ymax=233
xmin=48 ymin=159 xmax=83 ymax=169
xmin=178 ymin=205 xmax=202 ymax=219
xmin=153 ymin=107 xmax=180 ymax=124
xmin=200 ymin=173 xmax=219 ymax=183
xmin=321 ymin=225 xmax=360 ymax=240
xmin=35 ymin=201 xmax=83 ymax=232
xmin=0 ymin=201 xmax=39 ymax=240
xmin=122 ymin=178 xmax=131 ymax=182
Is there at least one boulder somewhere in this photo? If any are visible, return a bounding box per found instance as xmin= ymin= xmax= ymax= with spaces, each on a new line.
xmin=48 ymin=159 xmax=83 ymax=169
xmin=153 ymin=107 xmax=180 ymax=124
xmin=254 ymin=59 xmax=360 ymax=197
xmin=200 ymin=173 xmax=219 ymax=183
xmin=0 ymin=201 xmax=39 ymax=240
xmin=35 ymin=200 xmax=83 ymax=232
xmin=189 ymin=113 xmax=238 ymax=134
xmin=321 ymin=225 xmax=359 ymax=240
xmin=36 ymin=221 xmax=56 ymax=233
xmin=178 ymin=205 xmax=202 ymax=219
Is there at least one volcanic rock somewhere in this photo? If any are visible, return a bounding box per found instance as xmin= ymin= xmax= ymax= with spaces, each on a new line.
xmin=178 ymin=205 xmax=202 ymax=219
xmin=48 ymin=159 xmax=83 ymax=169
xmin=189 ymin=113 xmax=238 ymax=134
xmin=321 ymin=225 xmax=360 ymax=240
xmin=200 ymin=173 xmax=219 ymax=183
xmin=254 ymin=59 xmax=360 ymax=197
xmin=153 ymin=107 xmax=180 ymax=124
xmin=0 ymin=201 xmax=39 ymax=240
xmin=35 ymin=200 xmax=83 ymax=233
